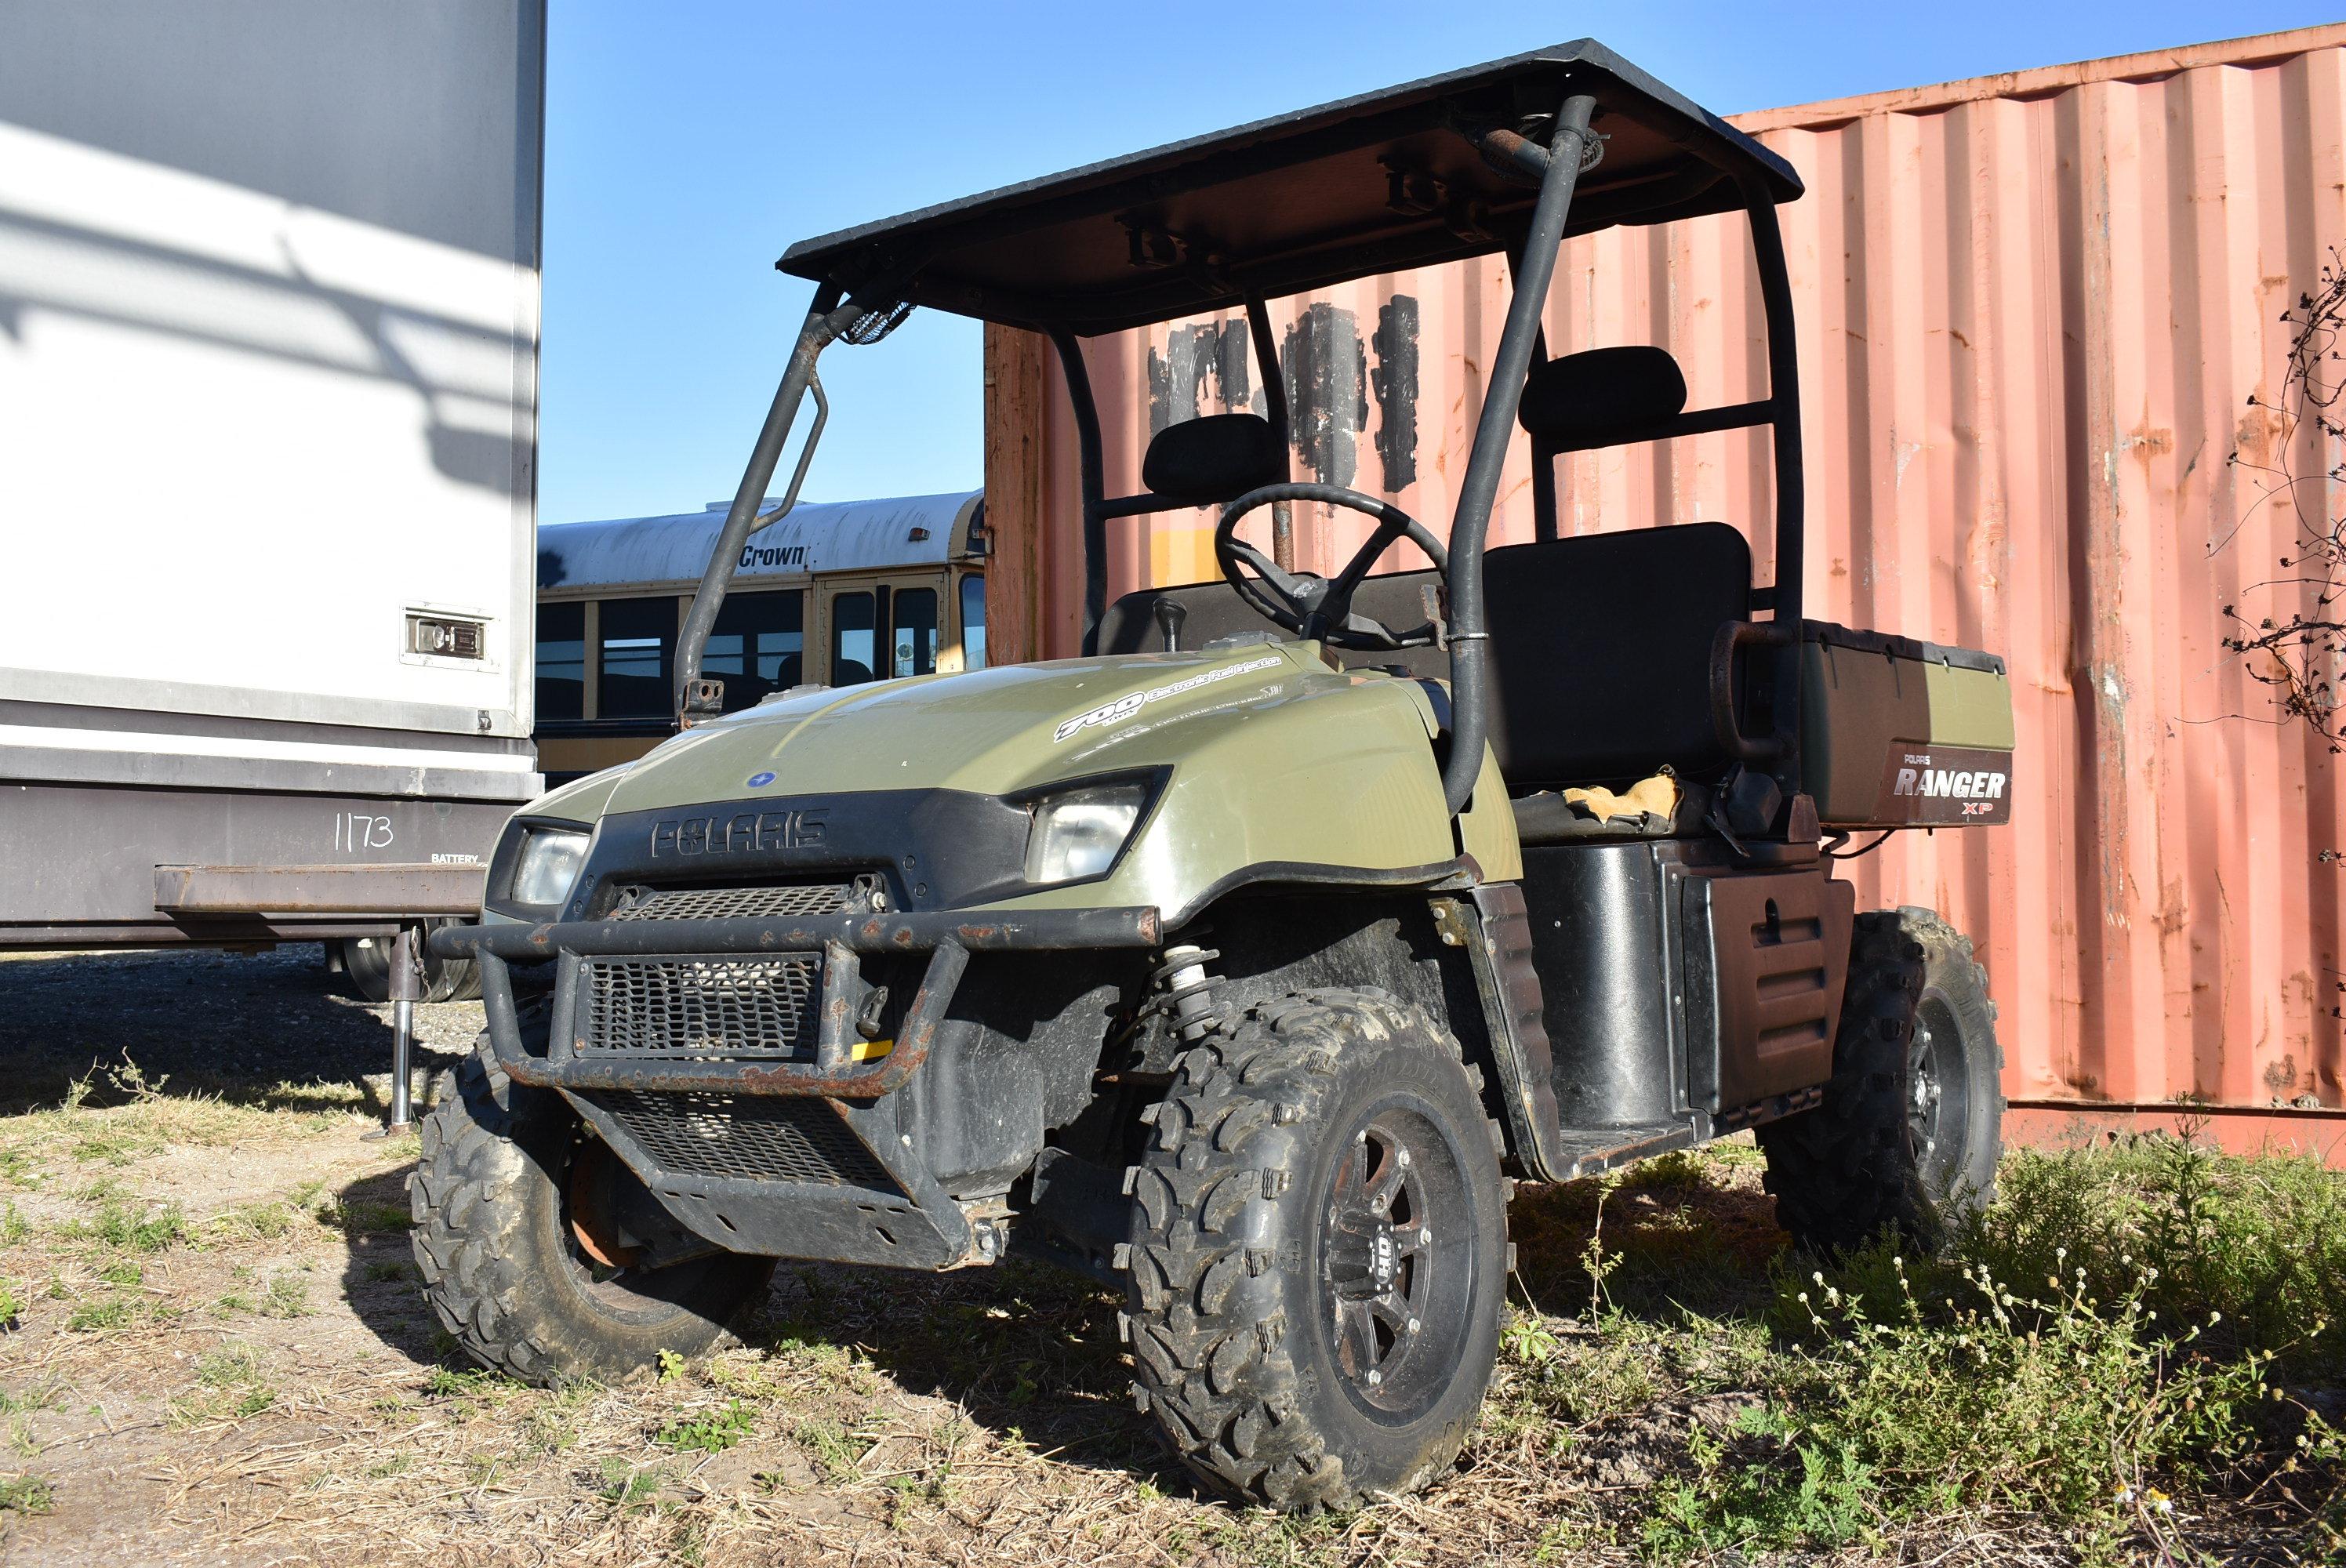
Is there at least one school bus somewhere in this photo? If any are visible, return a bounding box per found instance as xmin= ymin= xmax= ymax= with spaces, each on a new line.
xmin=532 ymin=490 xmax=986 ymax=783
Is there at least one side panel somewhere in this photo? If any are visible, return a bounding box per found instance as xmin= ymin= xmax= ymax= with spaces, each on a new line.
xmin=0 ymin=782 xmax=506 ymax=945
xmin=0 ymin=0 xmax=544 ymax=747
xmin=0 ymin=0 xmax=544 ymax=935
xmin=1681 ymin=867 xmax=1854 ymax=1110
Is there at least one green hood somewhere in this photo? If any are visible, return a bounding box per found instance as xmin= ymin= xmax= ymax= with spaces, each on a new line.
xmin=603 ymin=644 xmax=1322 ymax=808
xmin=535 ymin=642 xmax=1519 ymax=921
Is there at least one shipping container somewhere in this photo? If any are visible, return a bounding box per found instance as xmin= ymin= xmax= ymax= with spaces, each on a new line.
xmin=983 ymin=24 xmax=2346 ymax=1154
xmin=0 ymin=0 xmax=546 ymax=950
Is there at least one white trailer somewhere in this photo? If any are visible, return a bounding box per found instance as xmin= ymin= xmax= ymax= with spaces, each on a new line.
xmin=0 ymin=0 xmax=546 ymax=953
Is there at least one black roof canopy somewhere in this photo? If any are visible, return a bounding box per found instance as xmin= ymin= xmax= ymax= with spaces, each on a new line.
xmin=779 ymin=40 xmax=1802 ymax=336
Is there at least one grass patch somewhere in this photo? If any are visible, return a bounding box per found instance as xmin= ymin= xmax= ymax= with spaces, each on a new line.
xmin=1494 ymin=1129 xmax=2346 ymax=1559
xmin=83 ymin=1195 xmax=185 ymax=1254
xmin=0 ymin=1381 xmax=67 ymax=1417
xmin=0 ymin=1472 xmax=53 ymax=1515
xmin=260 ymin=1272 xmax=309 ymax=1319
xmin=792 ymin=1417 xmax=860 ymax=1483
xmin=64 ymin=1298 xmax=133 ymax=1334
xmin=168 ymin=1345 xmax=277 ymax=1428
xmin=336 ymin=1200 xmax=412 ymax=1236
xmin=207 ymin=1199 xmax=305 ymax=1242
xmin=597 ymin=1456 xmax=669 ymax=1509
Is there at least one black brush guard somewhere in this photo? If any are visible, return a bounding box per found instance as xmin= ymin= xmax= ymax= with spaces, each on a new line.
xmin=429 ymin=906 xmax=1160 ymax=1269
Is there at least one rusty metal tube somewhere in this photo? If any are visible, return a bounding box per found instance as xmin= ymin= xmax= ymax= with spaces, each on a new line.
xmin=430 ymin=904 xmax=1161 ymax=962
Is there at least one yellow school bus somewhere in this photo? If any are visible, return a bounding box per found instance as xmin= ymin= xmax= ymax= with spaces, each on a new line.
xmin=533 ymin=490 xmax=986 ymax=783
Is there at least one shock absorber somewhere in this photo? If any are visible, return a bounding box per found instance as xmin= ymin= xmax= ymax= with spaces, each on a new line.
xmin=1148 ymin=927 xmax=1224 ymax=1044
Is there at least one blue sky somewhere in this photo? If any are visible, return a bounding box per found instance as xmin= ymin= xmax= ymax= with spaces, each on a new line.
xmin=539 ymin=2 xmax=2344 ymax=524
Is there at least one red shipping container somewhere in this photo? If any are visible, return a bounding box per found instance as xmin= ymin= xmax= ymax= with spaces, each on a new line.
xmin=982 ymin=25 xmax=2346 ymax=1156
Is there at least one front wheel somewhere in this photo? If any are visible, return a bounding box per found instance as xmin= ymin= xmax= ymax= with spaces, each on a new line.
xmin=1122 ymin=989 xmax=1508 ymax=1510
xmin=408 ymin=1036 xmax=773 ymax=1383
xmin=1758 ymin=907 xmax=2005 ymax=1254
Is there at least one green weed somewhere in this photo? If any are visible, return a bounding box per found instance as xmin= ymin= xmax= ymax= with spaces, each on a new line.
xmin=657 ymin=1399 xmax=756 ymax=1454
xmin=423 ymin=1367 xmax=513 ymax=1399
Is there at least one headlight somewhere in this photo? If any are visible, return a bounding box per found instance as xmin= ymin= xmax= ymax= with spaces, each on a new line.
xmin=1025 ymin=783 xmax=1148 ymax=885
xmin=509 ymin=825 xmax=590 ymax=908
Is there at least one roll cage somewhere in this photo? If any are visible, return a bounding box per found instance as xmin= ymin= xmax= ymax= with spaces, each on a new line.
xmin=675 ymin=38 xmax=1807 ymax=817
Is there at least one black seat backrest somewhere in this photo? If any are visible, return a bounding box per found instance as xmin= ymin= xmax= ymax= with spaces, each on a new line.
xmin=1142 ymin=413 xmax=1284 ymax=505
xmin=1484 ymin=523 xmax=1749 ymax=788
xmin=1517 ymin=345 xmax=1687 ymax=447
xmin=1097 ymin=522 xmax=1752 ymax=790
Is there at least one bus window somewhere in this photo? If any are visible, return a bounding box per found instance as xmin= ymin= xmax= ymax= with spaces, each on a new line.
xmin=960 ymin=575 xmax=986 ymax=671
xmin=536 ymin=601 xmax=585 ymax=720
xmin=892 ymin=589 xmax=937 ymax=677
xmin=830 ymin=591 xmax=875 ymax=685
xmin=707 ymin=590 xmax=804 ymax=709
xmin=598 ymin=596 xmax=676 ymax=717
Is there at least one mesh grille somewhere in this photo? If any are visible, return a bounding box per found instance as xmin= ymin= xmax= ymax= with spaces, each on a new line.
xmin=581 ymin=954 xmax=821 ymax=1058
xmin=610 ymin=883 xmax=852 ymax=922
xmin=586 ymin=1089 xmax=895 ymax=1188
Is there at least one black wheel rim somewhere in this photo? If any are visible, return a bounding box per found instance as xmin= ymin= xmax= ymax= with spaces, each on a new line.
xmin=1317 ymin=1102 xmax=1475 ymax=1420
xmin=1909 ymin=989 xmax=1968 ymax=1185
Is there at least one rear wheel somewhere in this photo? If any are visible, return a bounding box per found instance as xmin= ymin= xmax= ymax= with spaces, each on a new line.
xmin=339 ymin=923 xmax=481 ymax=1004
xmin=1758 ymin=907 xmax=2004 ymax=1253
xmin=1122 ymin=989 xmax=1507 ymax=1510
xmin=408 ymin=1036 xmax=773 ymax=1383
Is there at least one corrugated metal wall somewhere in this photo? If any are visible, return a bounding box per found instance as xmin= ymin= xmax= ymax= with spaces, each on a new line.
xmin=982 ymin=25 xmax=2346 ymax=1138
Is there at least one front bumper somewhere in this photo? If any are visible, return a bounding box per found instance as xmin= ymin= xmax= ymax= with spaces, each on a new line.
xmin=432 ymin=904 xmax=1160 ymax=1096
xmin=426 ymin=903 xmax=1160 ymax=1270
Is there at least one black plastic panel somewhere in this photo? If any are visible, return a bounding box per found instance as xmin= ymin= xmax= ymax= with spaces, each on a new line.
xmin=1521 ymin=843 xmax=1683 ymax=1131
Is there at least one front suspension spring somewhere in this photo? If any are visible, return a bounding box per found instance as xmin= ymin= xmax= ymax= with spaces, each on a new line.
xmin=1148 ymin=927 xmax=1224 ymax=1044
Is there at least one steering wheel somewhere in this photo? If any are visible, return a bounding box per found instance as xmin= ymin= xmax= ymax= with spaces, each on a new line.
xmin=1215 ymin=482 xmax=1449 ymax=650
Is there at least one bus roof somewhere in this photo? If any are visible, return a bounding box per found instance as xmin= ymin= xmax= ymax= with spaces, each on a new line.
xmin=537 ymin=490 xmax=982 ymax=593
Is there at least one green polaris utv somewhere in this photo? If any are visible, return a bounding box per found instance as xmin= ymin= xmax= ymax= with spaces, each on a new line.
xmin=412 ymin=40 xmax=2017 ymax=1509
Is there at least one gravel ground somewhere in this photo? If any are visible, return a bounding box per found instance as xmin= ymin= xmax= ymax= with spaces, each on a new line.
xmin=0 ymin=945 xmax=478 ymax=1117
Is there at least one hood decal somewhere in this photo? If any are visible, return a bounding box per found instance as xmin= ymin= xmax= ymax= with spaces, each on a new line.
xmin=1051 ymin=655 xmax=1283 ymax=743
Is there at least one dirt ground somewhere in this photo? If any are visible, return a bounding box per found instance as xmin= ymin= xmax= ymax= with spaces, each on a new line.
xmin=0 ymin=947 xmax=2326 ymax=1567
